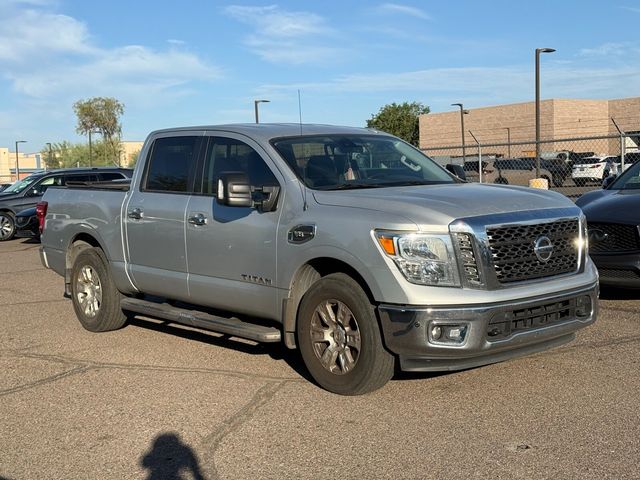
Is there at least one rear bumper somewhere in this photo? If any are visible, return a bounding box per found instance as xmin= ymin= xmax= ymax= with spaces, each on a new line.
xmin=591 ymin=252 xmax=640 ymax=288
xmin=378 ymin=282 xmax=598 ymax=372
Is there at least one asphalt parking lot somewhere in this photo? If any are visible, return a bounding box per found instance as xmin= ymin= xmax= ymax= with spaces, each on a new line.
xmin=1 ymin=238 xmax=639 ymax=480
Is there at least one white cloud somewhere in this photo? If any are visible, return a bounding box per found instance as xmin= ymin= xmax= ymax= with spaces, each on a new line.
xmin=377 ymin=3 xmax=431 ymax=20
xmin=579 ymin=42 xmax=633 ymax=56
xmin=257 ymin=63 xmax=640 ymax=110
xmin=0 ymin=4 xmax=221 ymax=103
xmin=224 ymin=5 xmax=329 ymax=37
xmin=8 ymin=45 xmax=220 ymax=100
xmin=0 ymin=8 xmax=95 ymax=62
xmin=620 ymin=5 xmax=640 ymax=13
xmin=224 ymin=4 xmax=344 ymax=65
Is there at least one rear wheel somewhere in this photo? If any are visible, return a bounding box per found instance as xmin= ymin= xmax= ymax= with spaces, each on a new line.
xmin=70 ymin=248 xmax=126 ymax=332
xmin=552 ymin=175 xmax=564 ymax=187
xmin=0 ymin=212 xmax=16 ymax=241
xmin=494 ymin=177 xmax=509 ymax=185
xmin=297 ymin=273 xmax=394 ymax=395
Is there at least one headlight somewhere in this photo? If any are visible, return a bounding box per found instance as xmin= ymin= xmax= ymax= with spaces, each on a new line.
xmin=375 ymin=231 xmax=461 ymax=286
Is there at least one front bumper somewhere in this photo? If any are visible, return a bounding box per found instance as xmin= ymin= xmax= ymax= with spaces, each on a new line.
xmin=378 ymin=282 xmax=598 ymax=372
xmin=591 ymin=253 xmax=640 ymax=288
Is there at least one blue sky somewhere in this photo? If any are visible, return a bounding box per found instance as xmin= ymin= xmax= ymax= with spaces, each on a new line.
xmin=1 ymin=0 xmax=640 ymax=151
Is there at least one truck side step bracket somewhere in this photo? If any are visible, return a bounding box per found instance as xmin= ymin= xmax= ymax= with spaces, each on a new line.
xmin=120 ymin=297 xmax=281 ymax=343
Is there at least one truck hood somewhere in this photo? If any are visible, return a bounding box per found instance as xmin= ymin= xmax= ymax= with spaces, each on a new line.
xmin=312 ymin=183 xmax=574 ymax=226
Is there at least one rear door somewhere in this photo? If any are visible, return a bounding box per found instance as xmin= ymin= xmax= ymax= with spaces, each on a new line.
xmin=185 ymin=134 xmax=283 ymax=317
xmin=125 ymin=133 xmax=204 ymax=300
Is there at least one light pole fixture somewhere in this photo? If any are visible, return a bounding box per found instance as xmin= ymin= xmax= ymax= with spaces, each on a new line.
xmin=254 ymin=99 xmax=270 ymax=124
xmin=535 ymin=47 xmax=555 ymax=178
xmin=15 ymin=140 xmax=26 ymax=180
xmin=451 ymin=103 xmax=469 ymax=163
xmin=46 ymin=142 xmax=52 ymax=170
xmin=505 ymin=127 xmax=511 ymax=158
xmin=88 ymin=130 xmax=100 ymax=167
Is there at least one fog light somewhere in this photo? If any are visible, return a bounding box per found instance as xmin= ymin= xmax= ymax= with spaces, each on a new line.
xmin=444 ymin=325 xmax=467 ymax=342
xmin=429 ymin=323 xmax=469 ymax=345
xmin=431 ymin=325 xmax=442 ymax=340
xmin=576 ymin=295 xmax=592 ymax=318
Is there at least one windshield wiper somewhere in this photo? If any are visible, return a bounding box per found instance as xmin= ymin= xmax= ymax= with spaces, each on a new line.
xmin=326 ymin=182 xmax=383 ymax=190
xmin=380 ymin=180 xmax=447 ymax=186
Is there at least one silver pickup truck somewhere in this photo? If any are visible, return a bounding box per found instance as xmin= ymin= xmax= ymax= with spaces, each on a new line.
xmin=39 ymin=124 xmax=598 ymax=395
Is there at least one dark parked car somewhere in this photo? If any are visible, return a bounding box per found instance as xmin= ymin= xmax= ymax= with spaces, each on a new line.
xmin=576 ymin=161 xmax=640 ymax=288
xmin=0 ymin=167 xmax=133 ymax=241
xmin=14 ymin=206 xmax=39 ymax=241
xmin=0 ymin=183 xmax=12 ymax=192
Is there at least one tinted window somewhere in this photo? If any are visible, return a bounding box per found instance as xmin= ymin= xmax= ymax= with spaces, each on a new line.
xmin=65 ymin=174 xmax=98 ymax=183
xmin=144 ymin=136 xmax=201 ymax=193
xmin=202 ymin=137 xmax=278 ymax=195
xmin=99 ymin=172 xmax=125 ymax=181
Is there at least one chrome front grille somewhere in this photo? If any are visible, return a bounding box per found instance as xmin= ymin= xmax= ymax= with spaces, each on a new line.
xmin=454 ymin=232 xmax=481 ymax=285
xmin=588 ymin=223 xmax=640 ymax=253
xmin=486 ymin=219 xmax=580 ymax=283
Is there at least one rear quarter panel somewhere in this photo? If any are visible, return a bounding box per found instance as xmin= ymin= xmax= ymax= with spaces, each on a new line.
xmin=41 ymin=187 xmax=131 ymax=289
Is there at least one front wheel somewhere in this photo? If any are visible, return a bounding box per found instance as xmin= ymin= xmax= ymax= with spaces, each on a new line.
xmin=70 ymin=248 xmax=126 ymax=332
xmin=297 ymin=273 xmax=394 ymax=395
xmin=0 ymin=212 xmax=16 ymax=241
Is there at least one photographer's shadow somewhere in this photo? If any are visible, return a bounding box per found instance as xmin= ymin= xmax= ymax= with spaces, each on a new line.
xmin=140 ymin=432 xmax=205 ymax=480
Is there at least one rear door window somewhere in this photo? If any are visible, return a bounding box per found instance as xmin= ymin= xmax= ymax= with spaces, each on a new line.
xmin=143 ymin=136 xmax=203 ymax=193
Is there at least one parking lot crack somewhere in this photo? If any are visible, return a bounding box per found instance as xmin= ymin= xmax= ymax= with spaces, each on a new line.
xmin=0 ymin=364 xmax=91 ymax=397
xmin=199 ymin=380 xmax=288 ymax=480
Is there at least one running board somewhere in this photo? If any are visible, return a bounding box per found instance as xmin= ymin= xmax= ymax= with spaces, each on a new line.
xmin=120 ymin=297 xmax=281 ymax=343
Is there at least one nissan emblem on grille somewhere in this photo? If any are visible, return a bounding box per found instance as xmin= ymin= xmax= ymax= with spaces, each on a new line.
xmin=534 ymin=235 xmax=554 ymax=262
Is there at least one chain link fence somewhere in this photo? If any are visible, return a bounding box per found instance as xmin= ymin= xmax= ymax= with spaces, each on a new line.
xmin=423 ymin=133 xmax=640 ymax=199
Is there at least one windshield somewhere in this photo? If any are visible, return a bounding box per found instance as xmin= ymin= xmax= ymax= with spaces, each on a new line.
xmin=1 ymin=175 xmax=38 ymax=194
xmin=271 ymin=134 xmax=454 ymax=190
xmin=610 ymin=161 xmax=640 ymax=190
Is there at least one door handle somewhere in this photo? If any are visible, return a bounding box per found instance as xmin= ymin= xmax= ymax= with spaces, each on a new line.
xmin=188 ymin=213 xmax=207 ymax=226
xmin=128 ymin=208 xmax=143 ymax=220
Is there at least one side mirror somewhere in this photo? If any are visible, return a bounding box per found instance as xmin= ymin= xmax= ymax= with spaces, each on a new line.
xmin=445 ymin=164 xmax=466 ymax=181
xmin=27 ymin=187 xmax=40 ymax=197
xmin=602 ymin=174 xmax=617 ymax=189
xmin=216 ymin=172 xmax=253 ymax=207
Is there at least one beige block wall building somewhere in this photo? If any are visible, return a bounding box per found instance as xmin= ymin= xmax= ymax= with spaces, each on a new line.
xmin=419 ymin=97 xmax=640 ymax=158
xmin=0 ymin=148 xmax=43 ymax=183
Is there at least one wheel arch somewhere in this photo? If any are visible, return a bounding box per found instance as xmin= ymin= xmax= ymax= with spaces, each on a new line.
xmin=282 ymin=257 xmax=376 ymax=349
xmin=64 ymin=232 xmax=107 ymax=294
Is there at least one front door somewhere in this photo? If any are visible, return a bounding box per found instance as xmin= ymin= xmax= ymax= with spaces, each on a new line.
xmin=125 ymin=133 xmax=204 ymax=300
xmin=186 ymin=135 xmax=282 ymax=318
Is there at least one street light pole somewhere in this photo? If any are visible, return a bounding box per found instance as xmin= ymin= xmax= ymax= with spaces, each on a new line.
xmin=451 ymin=103 xmax=469 ymax=163
xmin=505 ymin=127 xmax=511 ymax=158
xmin=15 ymin=140 xmax=26 ymax=181
xmin=89 ymin=131 xmax=93 ymax=167
xmin=46 ymin=142 xmax=52 ymax=170
xmin=254 ymin=99 xmax=270 ymax=123
xmin=535 ymin=47 xmax=555 ymax=178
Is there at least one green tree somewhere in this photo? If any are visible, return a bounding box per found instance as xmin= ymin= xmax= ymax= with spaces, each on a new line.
xmin=41 ymin=141 xmax=115 ymax=169
xmin=366 ymin=101 xmax=430 ymax=146
xmin=73 ymin=97 xmax=125 ymax=163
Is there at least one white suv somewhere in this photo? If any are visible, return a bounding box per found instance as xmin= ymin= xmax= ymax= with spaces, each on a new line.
xmin=572 ymin=155 xmax=619 ymax=186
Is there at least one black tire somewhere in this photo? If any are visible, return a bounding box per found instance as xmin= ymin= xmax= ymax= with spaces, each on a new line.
xmin=552 ymin=175 xmax=564 ymax=187
xmin=494 ymin=177 xmax=509 ymax=185
xmin=70 ymin=248 xmax=126 ymax=332
xmin=297 ymin=273 xmax=394 ymax=395
xmin=0 ymin=211 xmax=16 ymax=241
